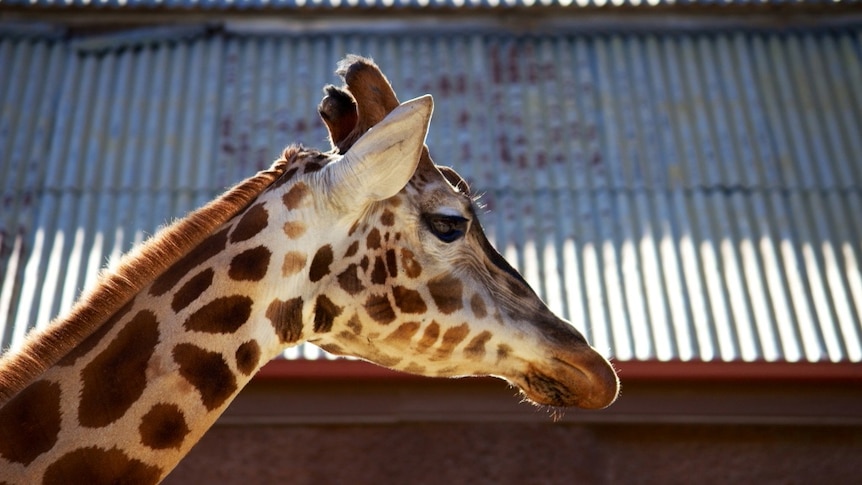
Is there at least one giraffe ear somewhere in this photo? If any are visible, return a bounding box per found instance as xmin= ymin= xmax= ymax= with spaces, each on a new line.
xmin=327 ymin=95 xmax=433 ymax=206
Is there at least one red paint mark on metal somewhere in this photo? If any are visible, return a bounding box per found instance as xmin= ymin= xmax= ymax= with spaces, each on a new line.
xmin=497 ymin=134 xmax=511 ymax=164
xmin=439 ymin=76 xmax=451 ymax=98
xmin=505 ymin=45 xmax=520 ymax=84
xmin=458 ymin=111 xmax=470 ymax=128
xmin=526 ymin=54 xmax=538 ymax=84
xmin=221 ymin=116 xmax=235 ymax=154
xmin=224 ymin=53 xmax=238 ymax=84
xmin=490 ymin=45 xmax=503 ymax=85
xmin=536 ymin=152 xmax=547 ymax=169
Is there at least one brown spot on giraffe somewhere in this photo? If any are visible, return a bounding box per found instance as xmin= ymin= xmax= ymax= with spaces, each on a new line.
xmin=314 ymin=294 xmax=342 ymax=334
xmin=172 ymin=268 xmax=214 ymax=313
xmin=0 ymin=380 xmax=61 ymax=465
xmin=385 ymin=248 xmax=398 ymax=278
xmin=366 ymin=227 xmax=381 ymax=250
xmin=43 ymin=446 xmax=161 ymax=485
xmin=363 ymin=349 xmax=402 ymax=367
xmin=392 ymin=286 xmax=427 ymax=314
xmin=434 ymin=323 xmax=470 ymax=360
xmin=309 ymin=245 xmax=334 ymax=283
xmin=364 ymin=294 xmax=396 ymax=324
xmin=266 ymin=297 xmax=304 ymax=343
xmin=282 ymin=182 xmax=310 ymax=210
xmin=228 ymin=245 xmax=272 ymax=282
xmin=337 ymin=263 xmax=365 ymax=295
xmin=346 ymin=314 xmax=362 ymax=334
xmin=403 ymin=362 xmax=426 ymax=374
xmin=283 ymin=221 xmax=307 ymax=239
xmin=270 ymin=166 xmax=299 ymax=191
xmin=497 ymin=343 xmax=513 ymax=362
xmin=336 ymin=330 xmax=357 ymax=343
xmin=401 ymin=248 xmax=422 ymax=278
xmin=173 ymin=343 xmax=237 ymax=411
xmin=303 ymin=160 xmax=325 ymax=173
xmin=59 ymin=299 xmax=134 ymax=366
xmin=344 ymin=240 xmax=359 ymax=258
xmin=464 ymin=331 xmax=492 ymax=360
xmin=370 ymin=256 xmax=388 ymax=285
xmin=416 ymin=321 xmax=441 ymax=352
xmin=229 ymin=203 xmax=268 ymax=243
xmin=428 ymin=275 xmax=464 ymax=314
xmin=79 ymin=310 xmax=160 ymax=428
xmin=470 ymin=293 xmax=488 ymax=319
xmin=282 ymin=251 xmax=307 ymax=276
xmin=380 ymin=209 xmax=395 ymax=226
xmin=383 ymin=321 xmax=421 ymax=345
xmin=183 ymin=295 xmax=253 ymax=334
xmin=139 ymin=403 xmax=190 ymax=450
xmin=317 ymin=343 xmax=344 ymax=355
xmin=150 ymin=228 xmax=229 ymax=297
xmin=235 ymin=340 xmax=261 ymax=376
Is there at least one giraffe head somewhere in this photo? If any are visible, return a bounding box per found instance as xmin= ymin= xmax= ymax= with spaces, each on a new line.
xmin=274 ymin=56 xmax=618 ymax=409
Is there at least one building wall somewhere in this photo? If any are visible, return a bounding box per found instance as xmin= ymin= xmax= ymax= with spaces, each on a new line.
xmin=163 ymin=375 xmax=862 ymax=484
xmin=167 ymin=421 xmax=862 ymax=484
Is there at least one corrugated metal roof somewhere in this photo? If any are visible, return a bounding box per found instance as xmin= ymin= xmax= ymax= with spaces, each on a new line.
xmin=1 ymin=27 xmax=861 ymax=364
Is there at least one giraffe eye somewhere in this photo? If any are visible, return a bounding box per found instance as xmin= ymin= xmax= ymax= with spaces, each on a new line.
xmin=424 ymin=214 xmax=468 ymax=243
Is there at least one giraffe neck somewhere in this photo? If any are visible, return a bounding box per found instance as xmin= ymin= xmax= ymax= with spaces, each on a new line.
xmin=0 ymin=157 xmax=335 ymax=483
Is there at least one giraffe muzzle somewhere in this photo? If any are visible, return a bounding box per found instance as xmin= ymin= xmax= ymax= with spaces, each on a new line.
xmin=517 ymin=345 xmax=619 ymax=409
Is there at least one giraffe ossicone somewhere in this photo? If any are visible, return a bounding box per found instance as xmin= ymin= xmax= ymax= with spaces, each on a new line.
xmin=0 ymin=56 xmax=618 ymax=483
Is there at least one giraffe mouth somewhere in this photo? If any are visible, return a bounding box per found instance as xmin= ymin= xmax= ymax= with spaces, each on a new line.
xmin=515 ymin=350 xmax=619 ymax=409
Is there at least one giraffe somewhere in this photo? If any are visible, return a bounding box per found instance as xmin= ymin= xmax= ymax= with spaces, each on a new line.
xmin=0 ymin=56 xmax=619 ymax=484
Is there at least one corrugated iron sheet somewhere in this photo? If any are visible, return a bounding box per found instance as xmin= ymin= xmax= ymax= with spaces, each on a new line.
xmin=1 ymin=27 xmax=861 ymax=364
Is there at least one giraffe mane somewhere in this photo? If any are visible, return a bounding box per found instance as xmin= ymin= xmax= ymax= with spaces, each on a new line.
xmin=0 ymin=148 xmax=300 ymax=404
